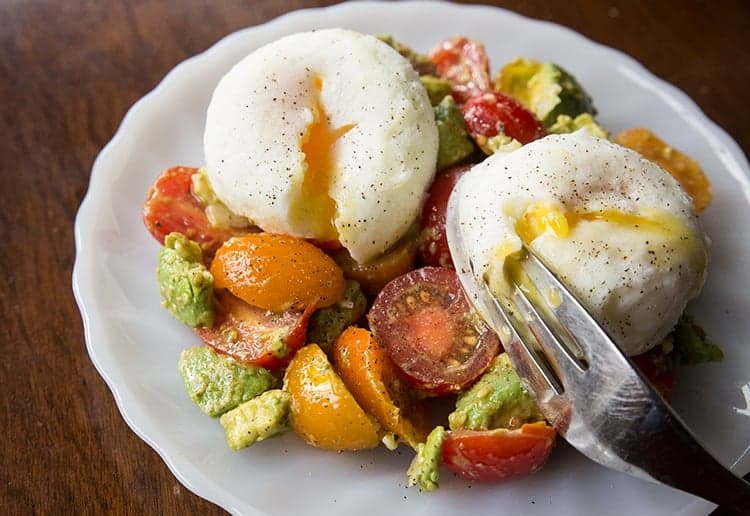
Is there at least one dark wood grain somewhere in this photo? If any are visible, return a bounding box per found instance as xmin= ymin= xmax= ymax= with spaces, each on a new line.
xmin=1 ymin=1 xmax=747 ymax=514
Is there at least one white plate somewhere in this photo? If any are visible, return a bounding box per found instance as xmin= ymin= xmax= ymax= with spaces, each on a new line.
xmin=73 ymin=1 xmax=750 ymax=515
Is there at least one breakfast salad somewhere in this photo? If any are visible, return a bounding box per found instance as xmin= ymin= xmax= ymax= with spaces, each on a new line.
xmin=142 ymin=29 xmax=723 ymax=490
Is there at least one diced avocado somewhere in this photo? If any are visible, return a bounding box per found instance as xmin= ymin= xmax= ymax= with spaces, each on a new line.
xmin=406 ymin=426 xmax=445 ymax=491
xmin=178 ymin=345 xmax=277 ymax=417
xmin=672 ymin=316 xmax=723 ymax=365
xmin=496 ymin=59 xmax=597 ymax=127
xmin=220 ymin=389 xmax=291 ymax=450
xmin=306 ymin=280 xmax=368 ymax=354
xmin=448 ymin=353 xmax=543 ymax=431
xmin=481 ymin=133 xmax=523 ymax=155
xmin=157 ymin=232 xmax=215 ymax=327
xmin=548 ymin=113 xmax=608 ymax=138
xmin=378 ymin=34 xmax=436 ymax=76
xmin=420 ymin=75 xmax=452 ymax=106
xmin=434 ymin=95 xmax=476 ymax=170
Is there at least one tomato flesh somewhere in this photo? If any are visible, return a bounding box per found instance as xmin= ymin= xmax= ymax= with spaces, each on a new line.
xmin=462 ymin=92 xmax=547 ymax=145
xmin=429 ymin=36 xmax=491 ymax=103
xmin=442 ymin=422 xmax=556 ymax=482
xmin=333 ymin=327 xmax=431 ymax=448
xmin=195 ymin=290 xmax=314 ymax=371
xmin=418 ymin=165 xmax=471 ymax=268
xmin=368 ymin=267 xmax=499 ymax=395
xmin=142 ymin=166 xmax=234 ymax=254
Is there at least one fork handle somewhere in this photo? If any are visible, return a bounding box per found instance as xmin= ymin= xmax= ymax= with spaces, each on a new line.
xmin=635 ymin=405 xmax=750 ymax=513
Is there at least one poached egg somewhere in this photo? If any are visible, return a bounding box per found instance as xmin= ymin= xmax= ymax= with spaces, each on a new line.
xmin=449 ymin=132 xmax=707 ymax=356
xmin=203 ymin=29 xmax=438 ymax=264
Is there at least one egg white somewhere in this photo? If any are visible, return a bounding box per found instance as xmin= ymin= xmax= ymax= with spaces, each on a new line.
xmin=450 ymin=132 xmax=707 ymax=356
xmin=203 ymin=28 xmax=438 ymax=264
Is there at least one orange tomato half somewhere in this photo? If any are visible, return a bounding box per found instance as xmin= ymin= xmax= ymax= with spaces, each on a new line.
xmin=210 ymin=233 xmax=345 ymax=312
xmin=333 ymin=327 xmax=431 ymax=449
xmin=284 ymin=344 xmax=381 ymax=451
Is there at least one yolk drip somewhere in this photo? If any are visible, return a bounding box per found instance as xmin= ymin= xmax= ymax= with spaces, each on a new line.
xmin=296 ymin=76 xmax=355 ymax=241
xmin=514 ymin=203 xmax=681 ymax=245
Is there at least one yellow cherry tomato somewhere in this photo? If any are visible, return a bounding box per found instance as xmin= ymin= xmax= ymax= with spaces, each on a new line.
xmin=210 ymin=233 xmax=345 ymax=312
xmin=283 ymin=344 xmax=381 ymax=451
xmin=333 ymin=327 xmax=431 ymax=449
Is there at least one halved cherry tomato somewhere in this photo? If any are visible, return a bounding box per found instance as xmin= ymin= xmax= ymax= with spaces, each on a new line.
xmin=632 ymin=346 xmax=677 ymax=401
xmin=142 ymin=166 xmax=234 ymax=254
xmin=284 ymin=344 xmax=381 ymax=451
xmin=418 ymin=165 xmax=471 ymax=268
xmin=441 ymin=422 xmax=556 ymax=482
xmin=368 ymin=267 xmax=499 ymax=395
xmin=210 ymin=233 xmax=345 ymax=312
xmin=195 ymin=290 xmax=314 ymax=370
xmin=333 ymin=327 xmax=431 ymax=448
xmin=332 ymin=232 xmax=418 ymax=296
xmin=462 ymin=91 xmax=547 ymax=145
xmin=429 ymin=36 xmax=491 ymax=103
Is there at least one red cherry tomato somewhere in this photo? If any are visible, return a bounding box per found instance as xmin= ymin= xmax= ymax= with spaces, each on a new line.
xmin=367 ymin=267 xmax=499 ymax=395
xmin=142 ymin=166 xmax=234 ymax=255
xmin=429 ymin=36 xmax=491 ymax=103
xmin=462 ymin=92 xmax=547 ymax=145
xmin=196 ymin=290 xmax=315 ymax=371
xmin=442 ymin=422 xmax=557 ymax=482
xmin=418 ymin=165 xmax=471 ymax=268
xmin=632 ymin=347 xmax=677 ymax=401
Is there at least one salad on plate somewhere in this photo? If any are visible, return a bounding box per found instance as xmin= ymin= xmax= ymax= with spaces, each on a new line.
xmin=140 ymin=28 xmax=722 ymax=491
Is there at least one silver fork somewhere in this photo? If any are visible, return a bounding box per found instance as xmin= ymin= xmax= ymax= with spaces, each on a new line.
xmin=447 ymin=229 xmax=750 ymax=511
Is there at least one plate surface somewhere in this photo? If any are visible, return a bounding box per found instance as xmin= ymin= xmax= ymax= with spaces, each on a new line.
xmin=73 ymin=2 xmax=750 ymax=515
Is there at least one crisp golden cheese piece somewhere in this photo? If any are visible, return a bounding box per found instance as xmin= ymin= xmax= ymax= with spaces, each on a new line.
xmin=203 ymin=28 xmax=438 ymax=264
xmin=451 ymin=132 xmax=708 ymax=356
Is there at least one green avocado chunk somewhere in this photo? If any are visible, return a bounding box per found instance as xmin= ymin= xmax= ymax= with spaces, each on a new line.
xmin=377 ymin=34 xmax=436 ymax=76
xmin=672 ymin=315 xmax=724 ymax=365
xmin=448 ymin=353 xmax=544 ymax=431
xmin=220 ymin=389 xmax=291 ymax=450
xmin=496 ymin=58 xmax=597 ymax=128
xmin=420 ymin=75 xmax=452 ymax=106
xmin=548 ymin=113 xmax=608 ymax=138
xmin=178 ymin=345 xmax=277 ymax=417
xmin=406 ymin=426 xmax=445 ymax=491
xmin=434 ymin=95 xmax=475 ymax=170
xmin=306 ymin=280 xmax=368 ymax=354
xmin=157 ymin=232 xmax=215 ymax=327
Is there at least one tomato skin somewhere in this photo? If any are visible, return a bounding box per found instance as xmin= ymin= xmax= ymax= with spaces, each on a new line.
xmin=441 ymin=422 xmax=556 ymax=482
xmin=210 ymin=233 xmax=345 ymax=312
xmin=195 ymin=290 xmax=314 ymax=371
xmin=418 ymin=165 xmax=471 ymax=268
xmin=631 ymin=347 xmax=676 ymax=401
xmin=284 ymin=344 xmax=381 ymax=451
xmin=368 ymin=267 xmax=500 ymax=395
xmin=332 ymin=232 xmax=418 ymax=296
xmin=333 ymin=327 xmax=431 ymax=448
xmin=429 ymin=36 xmax=491 ymax=103
xmin=462 ymin=92 xmax=547 ymax=145
xmin=143 ymin=166 xmax=234 ymax=254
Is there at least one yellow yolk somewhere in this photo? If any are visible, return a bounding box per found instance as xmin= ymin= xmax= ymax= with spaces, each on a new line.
xmin=514 ymin=203 xmax=685 ymax=245
xmin=294 ymin=77 xmax=356 ymax=241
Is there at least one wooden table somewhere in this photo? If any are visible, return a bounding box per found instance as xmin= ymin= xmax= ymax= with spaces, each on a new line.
xmin=2 ymin=0 xmax=748 ymax=513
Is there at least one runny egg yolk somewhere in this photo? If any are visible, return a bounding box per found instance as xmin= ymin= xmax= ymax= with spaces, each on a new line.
xmin=499 ymin=202 xmax=700 ymax=299
xmin=514 ymin=203 xmax=684 ymax=244
xmin=293 ymin=76 xmax=356 ymax=241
